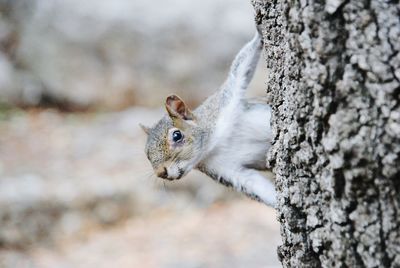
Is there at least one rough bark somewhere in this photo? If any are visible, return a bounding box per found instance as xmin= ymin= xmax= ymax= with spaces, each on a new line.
xmin=252 ymin=0 xmax=400 ymax=267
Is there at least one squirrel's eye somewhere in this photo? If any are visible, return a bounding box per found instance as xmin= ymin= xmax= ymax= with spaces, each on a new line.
xmin=172 ymin=130 xmax=183 ymax=142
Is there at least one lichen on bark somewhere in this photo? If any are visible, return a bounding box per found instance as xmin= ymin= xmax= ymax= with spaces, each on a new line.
xmin=252 ymin=0 xmax=400 ymax=267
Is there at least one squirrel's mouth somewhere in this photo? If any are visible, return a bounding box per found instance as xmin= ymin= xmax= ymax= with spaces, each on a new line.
xmin=165 ymin=167 xmax=185 ymax=181
xmin=163 ymin=175 xmax=182 ymax=181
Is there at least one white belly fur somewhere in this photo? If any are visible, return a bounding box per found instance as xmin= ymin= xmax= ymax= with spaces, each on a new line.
xmin=204 ymin=102 xmax=272 ymax=170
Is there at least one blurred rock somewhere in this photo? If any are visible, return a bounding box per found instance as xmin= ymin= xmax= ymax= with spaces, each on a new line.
xmin=0 ymin=0 xmax=264 ymax=109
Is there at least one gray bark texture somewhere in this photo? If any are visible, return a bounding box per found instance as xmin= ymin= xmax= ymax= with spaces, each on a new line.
xmin=252 ymin=0 xmax=400 ymax=267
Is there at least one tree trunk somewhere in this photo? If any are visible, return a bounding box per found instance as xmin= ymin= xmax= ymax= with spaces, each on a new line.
xmin=252 ymin=0 xmax=400 ymax=267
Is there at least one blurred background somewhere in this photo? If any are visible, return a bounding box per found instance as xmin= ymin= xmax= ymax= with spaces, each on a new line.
xmin=0 ymin=0 xmax=280 ymax=267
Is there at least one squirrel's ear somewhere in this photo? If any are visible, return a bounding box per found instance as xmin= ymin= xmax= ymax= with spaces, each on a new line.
xmin=139 ymin=123 xmax=150 ymax=135
xmin=165 ymin=94 xmax=194 ymax=121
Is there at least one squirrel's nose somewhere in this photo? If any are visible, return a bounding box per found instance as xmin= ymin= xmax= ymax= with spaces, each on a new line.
xmin=156 ymin=167 xmax=168 ymax=179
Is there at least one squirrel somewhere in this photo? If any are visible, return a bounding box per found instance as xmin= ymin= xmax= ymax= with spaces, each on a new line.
xmin=140 ymin=25 xmax=276 ymax=207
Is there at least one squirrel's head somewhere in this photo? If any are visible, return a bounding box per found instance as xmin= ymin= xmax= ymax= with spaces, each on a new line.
xmin=141 ymin=95 xmax=204 ymax=181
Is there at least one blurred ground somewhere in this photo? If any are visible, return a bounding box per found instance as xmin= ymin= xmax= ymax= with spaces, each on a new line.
xmin=0 ymin=109 xmax=281 ymax=268
xmin=0 ymin=0 xmax=281 ymax=267
xmin=2 ymin=201 xmax=279 ymax=268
